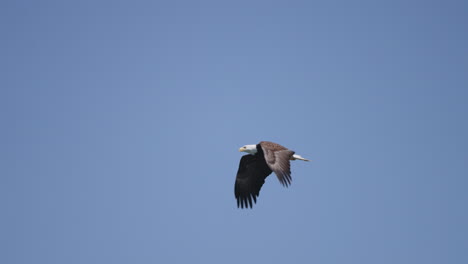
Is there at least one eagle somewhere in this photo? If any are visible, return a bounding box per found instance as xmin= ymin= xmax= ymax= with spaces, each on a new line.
xmin=235 ymin=141 xmax=309 ymax=208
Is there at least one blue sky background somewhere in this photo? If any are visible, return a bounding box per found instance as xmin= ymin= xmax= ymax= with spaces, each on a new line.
xmin=2 ymin=1 xmax=468 ymax=263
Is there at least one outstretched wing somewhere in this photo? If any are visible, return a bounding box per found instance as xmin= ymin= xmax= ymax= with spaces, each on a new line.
xmin=260 ymin=142 xmax=295 ymax=187
xmin=234 ymin=154 xmax=272 ymax=208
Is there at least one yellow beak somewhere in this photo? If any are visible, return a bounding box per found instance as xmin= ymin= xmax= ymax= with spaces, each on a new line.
xmin=239 ymin=147 xmax=244 ymax=152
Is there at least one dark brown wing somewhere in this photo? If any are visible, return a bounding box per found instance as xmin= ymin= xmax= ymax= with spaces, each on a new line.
xmin=259 ymin=141 xmax=288 ymax=151
xmin=234 ymin=154 xmax=272 ymax=208
xmin=260 ymin=142 xmax=295 ymax=187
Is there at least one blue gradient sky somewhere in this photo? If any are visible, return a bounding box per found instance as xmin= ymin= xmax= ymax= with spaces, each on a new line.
xmin=2 ymin=1 xmax=468 ymax=263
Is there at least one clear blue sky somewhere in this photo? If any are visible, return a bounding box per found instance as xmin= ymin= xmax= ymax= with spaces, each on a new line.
xmin=2 ymin=1 xmax=468 ymax=263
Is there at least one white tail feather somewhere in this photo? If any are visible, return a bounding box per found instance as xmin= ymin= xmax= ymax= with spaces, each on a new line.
xmin=291 ymin=154 xmax=310 ymax=161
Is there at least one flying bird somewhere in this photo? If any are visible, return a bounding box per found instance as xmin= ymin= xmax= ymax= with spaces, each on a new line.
xmin=235 ymin=141 xmax=309 ymax=208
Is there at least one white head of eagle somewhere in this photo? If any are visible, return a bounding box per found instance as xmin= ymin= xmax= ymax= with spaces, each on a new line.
xmin=239 ymin=144 xmax=257 ymax=155
xmin=234 ymin=141 xmax=309 ymax=209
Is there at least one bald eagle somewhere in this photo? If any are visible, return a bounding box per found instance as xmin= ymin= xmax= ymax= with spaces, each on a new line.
xmin=235 ymin=141 xmax=309 ymax=208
